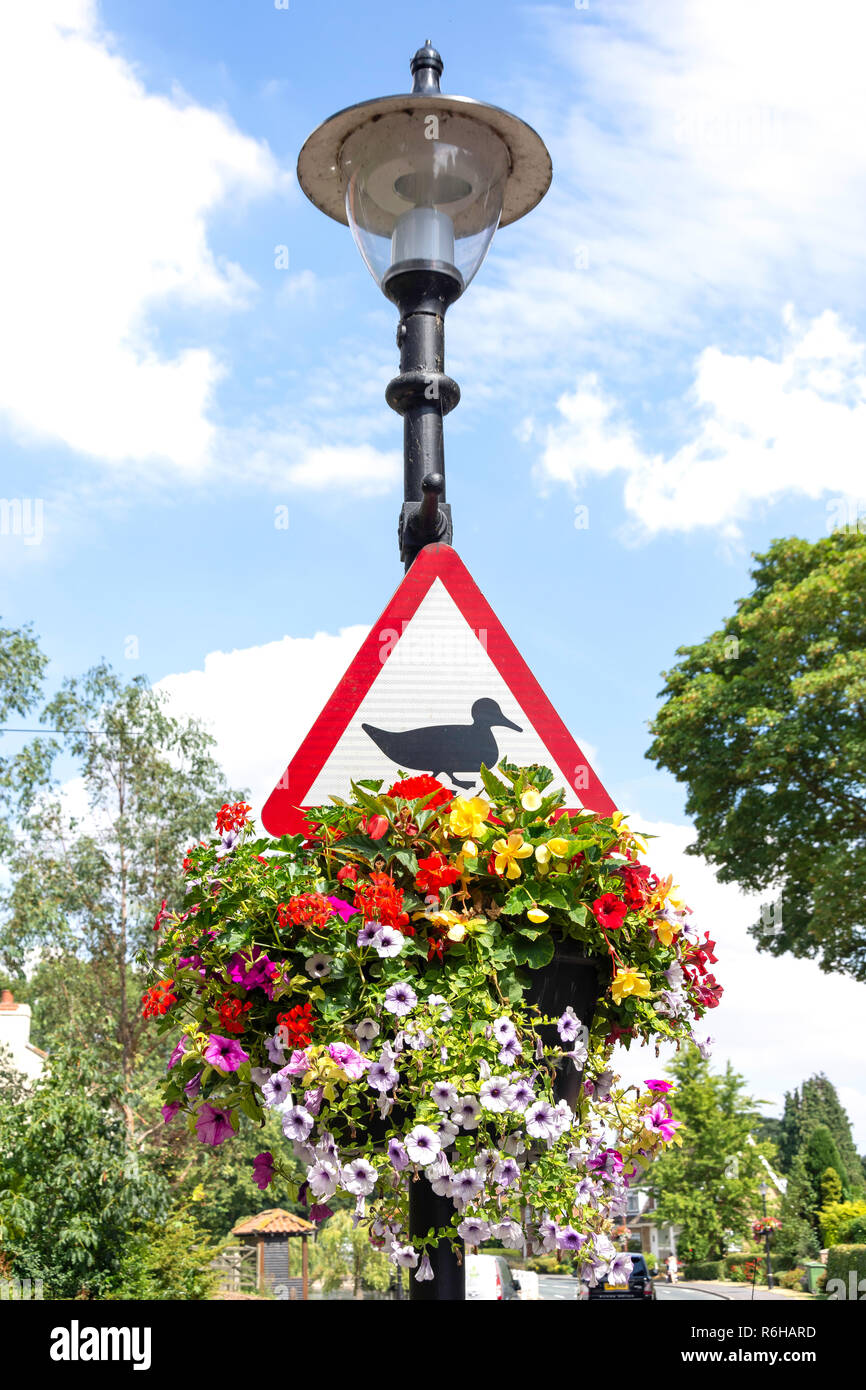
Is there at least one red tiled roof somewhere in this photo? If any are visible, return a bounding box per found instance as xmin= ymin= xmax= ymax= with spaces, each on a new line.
xmin=231 ymin=1208 xmax=314 ymax=1236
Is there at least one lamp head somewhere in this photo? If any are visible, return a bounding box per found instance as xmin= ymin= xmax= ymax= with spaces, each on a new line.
xmin=297 ymin=42 xmax=551 ymax=298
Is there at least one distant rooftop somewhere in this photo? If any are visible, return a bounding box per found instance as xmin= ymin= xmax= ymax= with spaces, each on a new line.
xmin=231 ymin=1208 xmax=314 ymax=1237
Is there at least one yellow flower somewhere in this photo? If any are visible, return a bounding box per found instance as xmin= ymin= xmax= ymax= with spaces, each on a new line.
xmin=492 ymin=831 xmax=534 ymax=879
xmin=521 ymin=788 xmax=542 ymax=812
xmin=191 ymin=1184 xmax=207 ymax=1203
xmin=447 ymin=923 xmax=466 ymax=942
xmin=534 ymin=843 xmax=551 ymax=865
xmin=527 ymin=907 xmax=549 ymax=924
xmin=548 ymin=837 xmax=570 ymax=858
xmin=653 ymin=918 xmax=681 ymax=948
xmin=610 ymin=968 xmax=651 ymax=1005
xmin=449 ymin=796 xmax=491 ymax=841
xmin=462 ymin=841 xmax=477 ymax=858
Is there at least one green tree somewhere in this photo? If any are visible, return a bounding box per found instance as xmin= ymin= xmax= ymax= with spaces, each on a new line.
xmin=0 ymin=1049 xmax=168 ymax=1298
xmin=1 ymin=662 xmax=240 ymax=1130
xmin=820 ymin=1166 xmax=844 ymax=1208
xmin=310 ymin=1210 xmax=391 ymax=1295
xmin=647 ymin=530 xmax=866 ymax=978
xmin=802 ymin=1124 xmax=848 ymax=1201
xmin=778 ymin=1075 xmax=861 ymax=1190
xmin=776 ymin=1154 xmax=820 ymax=1264
xmin=647 ymin=1050 xmax=776 ymax=1262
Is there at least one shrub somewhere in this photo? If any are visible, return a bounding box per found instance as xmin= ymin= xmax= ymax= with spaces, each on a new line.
xmin=683 ymin=1260 xmax=724 ymax=1280
xmin=819 ymin=1200 xmax=866 ymax=1248
xmin=776 ymin=1267 xmax=805 ymax=1290
xmin=106 ymin=1208 xmax=223 ymax=1301
xmin=724 ymin=1252 xmax=764 ymax=1282
xmin=825 ymin=1244 xmax=866 ymax=1297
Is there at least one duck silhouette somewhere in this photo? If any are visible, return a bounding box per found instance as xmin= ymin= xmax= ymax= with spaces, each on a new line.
xmin=362 ymin=698 xmax=522 ymax=790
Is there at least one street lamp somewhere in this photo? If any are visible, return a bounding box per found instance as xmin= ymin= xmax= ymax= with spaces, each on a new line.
xmin=758 ymin=1181 xmax=774 ymax=1290
xmin=297 ymin=41 xmax=551 ymax=567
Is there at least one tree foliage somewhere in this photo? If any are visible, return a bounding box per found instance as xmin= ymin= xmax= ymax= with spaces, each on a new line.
xmin=647 ymin=530 xmax=866 ymax=978
xmin=647 ymin=1050 xmax=776 ymax=1262
xmin=778 ymin=1073 xmax=862 ymax=1191
xmin=0 ymin=1049 xmax=167 ymax=1298
xmin=310 ymin=1210 xmax=391 ymax=1294
xmin=1 ymin=658 xmax=241 ymax=1119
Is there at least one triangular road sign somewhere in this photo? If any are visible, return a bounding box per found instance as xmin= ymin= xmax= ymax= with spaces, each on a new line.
xmin=262 ymin=544 xmax=616 ymax=835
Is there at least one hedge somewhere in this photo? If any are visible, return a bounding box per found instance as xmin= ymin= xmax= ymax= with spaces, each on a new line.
xmin=682 ymin=1260 xmax=724 ymax=1281
xmin=825 ymin=1245 xmax=866 ymax=1297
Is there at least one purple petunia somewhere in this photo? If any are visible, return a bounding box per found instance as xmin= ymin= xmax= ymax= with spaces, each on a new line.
xmin=383 ymin=981 xmax=417 ymax=1017
xmin=262 ymin=1067 xmax=293 ymax=1109
xmin=228 ymin=947 xmax=278 ymax=998
xmin=195 ymin=1103 xmax=234 ymax=1147
xmin=167 ymin=1036 xmax=187 ymax=1071
xmin=204 ymin=1034 xmax=250 ymax=1073
xmin=328 ymin=1042 xmax=367 ymax=1080
xmin=252 ymin=1151 xmax=275 ymax=1190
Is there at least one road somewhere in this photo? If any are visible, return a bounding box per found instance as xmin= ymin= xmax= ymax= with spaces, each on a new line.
xmin=534 ymin=1275 xmax=728 ymax=1301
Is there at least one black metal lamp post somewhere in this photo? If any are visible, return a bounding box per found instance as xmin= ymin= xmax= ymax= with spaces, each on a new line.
xmin=759 ymin=1181 xmax=774 ymax=1290
xmin=297 ymin=40 xmax=551 ymax=569
xmin=297 ymin=41 xmax=551 ymax=1302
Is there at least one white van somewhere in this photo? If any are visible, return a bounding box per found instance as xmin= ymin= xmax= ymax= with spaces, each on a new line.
xmin=465 ymin=1253 xmax=522 ymax=1300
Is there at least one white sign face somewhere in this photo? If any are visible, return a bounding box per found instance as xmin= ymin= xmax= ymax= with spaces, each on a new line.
xmin=305 ymin=579 xmax=576 ymax=802
xmin=263 ymin=545 xmax=614 ymax=836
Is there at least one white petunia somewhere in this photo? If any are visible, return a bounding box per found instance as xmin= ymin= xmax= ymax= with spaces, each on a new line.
xmin=404 ymin=1124 xmax=441 ymax=1166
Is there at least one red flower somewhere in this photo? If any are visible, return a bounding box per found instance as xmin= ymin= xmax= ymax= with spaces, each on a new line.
xmin=695 ymin=974 xmax=724 ymax=1009
xmin=215 ymin=801 xmax=252 ymax=834
xmin=616 ymin=863 xmax=652 ymax=911
xmin=276 ymin=1001 xmax=315 ymax=1048
xmin=216 ymin=995 xmax=253 ymax=1036
xmin=387 ymin=775 xmax=453 ymax=809
xmin=337 ymin=864 xmax=358 ymax=885
xmin=277 ymin=894 xmax=333 ymax=932
xmin=353 ymin=872 xmax=412 ymax=935
xmin=591 ymin=894 xmax=628 ymax=931
xmin=141 ymin=979 xmax=177 ymax=1019
xmin=361 ymin=814 xmax=389 ymax=840
xmin=415 ymin=852 xmax=461 ymax=895
xmin=153 ymin=899 xmax=171 ymax=932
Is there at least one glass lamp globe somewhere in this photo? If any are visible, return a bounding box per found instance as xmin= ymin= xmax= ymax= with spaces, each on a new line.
xmin=297 ymin=42 xmax=551 ymax=303
xmin=342 ymin=109 xmax=510 ymax=295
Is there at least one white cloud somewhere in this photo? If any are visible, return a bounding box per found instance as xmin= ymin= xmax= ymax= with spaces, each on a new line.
xmin=613 ymin=815 xmax=866 ymax=1147
xmin=155 ymin=626 xmax=370 ymax=813
xmin=456 ymin=0 xmax=866 ymax=382
xmin=0 ymin=0 xmax=283 ymax=472
xmin=529 ymin=310 xmax=866 ymax=538
xmin=283 ymin=443 xmax=401 ymax=495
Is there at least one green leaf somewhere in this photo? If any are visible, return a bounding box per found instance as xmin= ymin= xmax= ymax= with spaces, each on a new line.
xmin=500 ymin=884 xmax=534 ymax=915
xmin=479 ymin=763 xmax=510 ymax=802
xmin=513 ymin=935 xmax=555 ymax=969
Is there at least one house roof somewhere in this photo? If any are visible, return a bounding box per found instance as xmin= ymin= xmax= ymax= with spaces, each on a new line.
xmin=231 ymin=1208 xmax=314 ymax=1237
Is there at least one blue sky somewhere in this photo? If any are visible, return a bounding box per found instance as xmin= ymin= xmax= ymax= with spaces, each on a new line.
xmin=2 ymin=0 xmax=865 ymax=1143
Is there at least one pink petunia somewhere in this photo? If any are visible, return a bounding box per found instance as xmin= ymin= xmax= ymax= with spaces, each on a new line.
xmin=195 ymin=1103 xmax=234 ymax=1146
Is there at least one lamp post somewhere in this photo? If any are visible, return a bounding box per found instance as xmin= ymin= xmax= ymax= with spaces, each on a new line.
xmin=297 ymin=40 xmax=551 ymax=1302
xmin=297 ymin=40 xmax=551 ymax=569
xmin=759 ymin=1181 xmax=774 ymax=1290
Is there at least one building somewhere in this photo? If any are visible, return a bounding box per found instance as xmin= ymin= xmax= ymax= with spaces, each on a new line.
xmin=230 ymin=1208 xmax=314 ymax=1298
xmin=624 ymin=1185 xmax=679 ymax=1262
xmin=0 ymin=990 xmax=46 ymax=1081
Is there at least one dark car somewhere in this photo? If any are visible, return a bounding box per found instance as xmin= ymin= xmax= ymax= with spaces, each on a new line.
xmin=584 ymin=1253 xmax=656 ymax=1301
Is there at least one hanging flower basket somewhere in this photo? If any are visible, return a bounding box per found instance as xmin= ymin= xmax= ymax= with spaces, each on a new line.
xmin=146 ymin=762 xmax=721 ymax=1286
xmin=752 ymin=1216 xmax=781 ymax=1238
